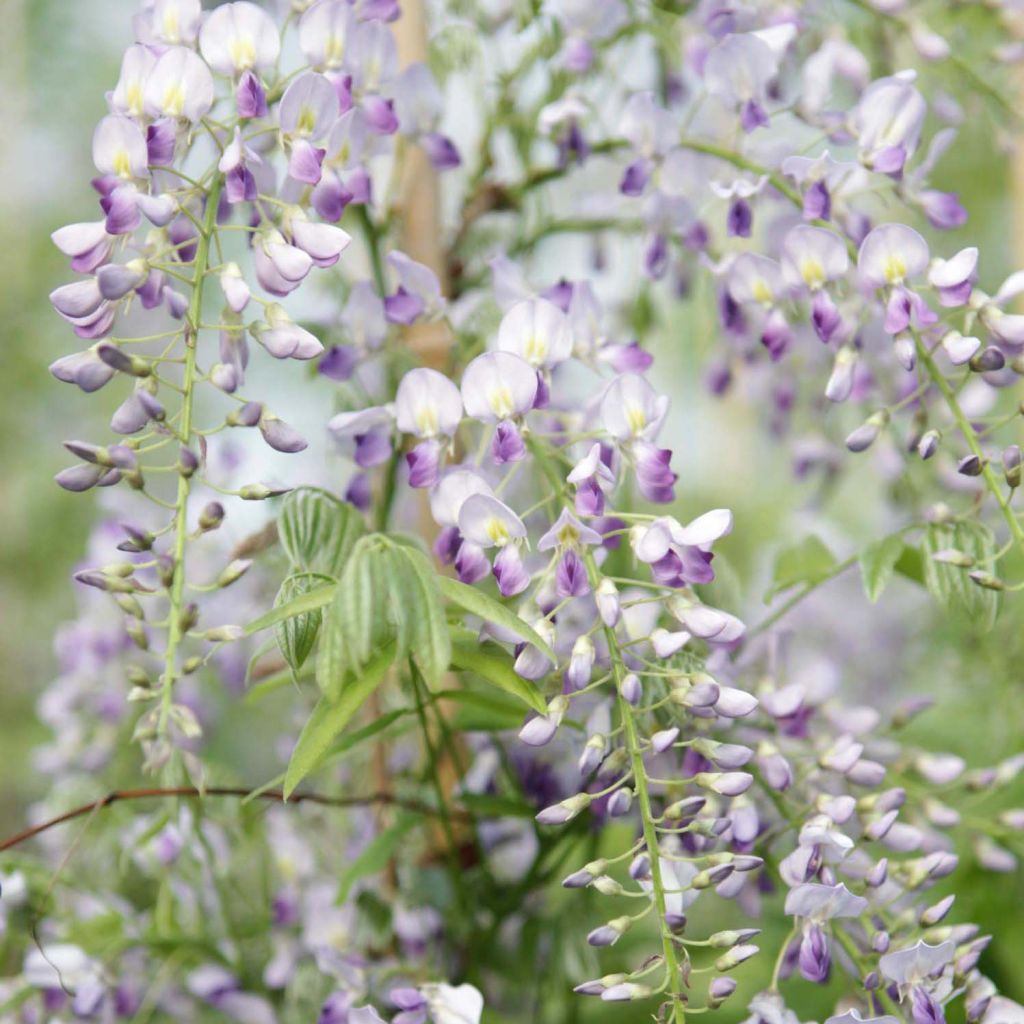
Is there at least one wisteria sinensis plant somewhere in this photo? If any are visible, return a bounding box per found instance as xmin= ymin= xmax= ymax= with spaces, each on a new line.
xmin=7 ymin=0 xmax=1024 ymax=1020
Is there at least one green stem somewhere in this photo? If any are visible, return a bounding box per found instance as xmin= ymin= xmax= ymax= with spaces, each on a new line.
xmin=356 ymin=205 xmax=388 ymax=297
xmin=158 ymin=176 xmax=222 ymax=741
xmin=916 ymin=338 xmax=1024 ymax=558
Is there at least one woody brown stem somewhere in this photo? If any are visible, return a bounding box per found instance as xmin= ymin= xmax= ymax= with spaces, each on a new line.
xmin=0 ymin=786 xmax=467 ymax=853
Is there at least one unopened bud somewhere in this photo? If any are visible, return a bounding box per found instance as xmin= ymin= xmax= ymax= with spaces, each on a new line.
xmin=918 ymin=429 xmax=940 ymax=460
xmin=970 ymin=346 xmax=1005 ymax=373
xmin=619 ymin=671 xmax=641 ymax=705
xmin=600 ymin=982 xmax=653 ymax=1002
xmin=587 ymin=915 xmax=631 ymax=947
xmin=595 ymin=578 xmax=620 ymax=627
xmin=199 ymin=501 xmax=226 ymax=531
xmin=178 ymin=445 xmax=200 ymax=477
xmin=178 ymin=602 xmax=199 ymax=632
xmin=239 ymin=483 xmax=290 ymax=500
xmin=714 ymin=944 xmax=759 ymax=971
xmin=126 ymin=621 xmax=148 ymax=650
xmin=97 ymin=343 xmax=151 ymax=377
xmin=217 ymin=559 xmax=253 ymax=588
xmin=1003 ymin=445 xmax=1022 ymax=488
xmin=536 ymin=792 xmax=592 ymax=825
xmin=228 ymin=401 xmax=263 ymax=428
xmin=931 ymin=548 xmax=974 ymax=567
xmin=968 ymin=570 xmax=1005 ymax=591
xmin=957 ymin=454 xmax=984 ymax=477
xmin=846 ymin=410 xmax=888 ymax=453
xmin=204 ymin=625 xmax=245 ymax=642
xmin=116 ymin=595 xmax=145 ymax=619
xmin=708 ymin=977 xmax=737 ymax=1006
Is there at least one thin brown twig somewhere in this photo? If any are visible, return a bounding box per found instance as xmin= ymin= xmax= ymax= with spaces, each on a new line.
xmin=0 ymin=786 xmax=468 ymax=853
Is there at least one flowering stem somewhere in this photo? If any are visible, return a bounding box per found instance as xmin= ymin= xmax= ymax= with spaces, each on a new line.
xmin=583 ymin=550 xmax=686 ymax=1021
xmin=915 ymin=337 xmax=1024 ymax=558
xmin=158 ymin=176 xmax=222 ymax=743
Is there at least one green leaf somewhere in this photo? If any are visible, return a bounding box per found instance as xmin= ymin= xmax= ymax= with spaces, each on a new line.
xmin=244 ymin=667 xmax=309 ymax=704
xmin=894 ymin=543 xmax=925 ymax=586
xmin=450 ymin=639 xmax=546 ymax=714
xmin=396 ymin=546 xmax=452 ymax=687
xmin=766 ymin=535 xmax=836 ymax=601
xmin=247 ymin=708 xmax=414 ymax=804
xmin=859 ymin=534 xmax=906 ymax=603
xmin=337 ymin=813 xmax=420 ymax=903
xmin=278 ymin=487 xmax=366 ymax=578
xmin=285 ymin=642 xmax=396 ymax=797
xmin=436 ymin=576 xmax=557 ymax=662
xmin=435 ymin=688 xmax=526 ymax=731
xmin=274 ymin=573 xmax=333 ymax=671
xmin=922 ymin=521 xmax=999 ymax=632
xmin=246 ymin=582 xmax=335 ymax=636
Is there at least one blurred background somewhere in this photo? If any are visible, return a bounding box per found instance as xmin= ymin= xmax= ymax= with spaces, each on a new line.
xmin=1 ymin=0 xmax=1022 ymax=1015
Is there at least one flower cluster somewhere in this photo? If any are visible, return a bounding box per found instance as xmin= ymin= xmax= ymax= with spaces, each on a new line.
xmin=11 ymin=0 xmax=1024 ymax=1022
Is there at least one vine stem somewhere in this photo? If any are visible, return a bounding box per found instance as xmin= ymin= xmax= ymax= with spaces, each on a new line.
xmin=158 ymin=176 xmax=222 ymax=740
xmin=583 ymin=551 xmax=686 ymax=1022
xmin=915 ymin=338 xmax=1024 ymax=557
xmin=0 ymin=787 xmax=464 ymax=853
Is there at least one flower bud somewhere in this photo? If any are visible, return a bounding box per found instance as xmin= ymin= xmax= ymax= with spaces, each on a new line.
xmin=969 ymin=346 xmax=1005 ymax=372
xmin=178 ymin=445 xmax=200 ymax=477
xmin=116 ymin=594 xmax=145 ymax=619
xmin=918 ymin=429 xmax=940 ymax=460
xmin=707 ymin=977 xmax=737 ymax=1006
xmin=240 ymin=483 xmax=291 ymax=500
xmin=692 ymin=864 xmax=733 ymax=889
xmin=607 ymin=788 xmax=632 ymax=817
xmin=931 ymin=548 xmax=974 ymax=567
xmin=204 ymin=625 xmax=245 ymax=642
xmin=97 ymin=343 xmax=152 ymax=377
xmin=592 ymin=875 xmax=624 ymax=896
xmin=217 ymin=559 xmax=253 ymax=588
xmin=957 ymin=454 xmax=984 ymax=477
xmin=573 ymin=974 xmax=627 ymax=996
xmin=693 ymin=771 xmax=753 ymax=797
xmin=260 ymin=414 xmax=308 ymax=453
xmin=563 ymin=859 xmax=606 ymax=889
xmin=651 ymin=727 xmax=679 ymax=754
xmin=713 ymin=944 xmax=759 ymax=971
xmin=920 ymin=894 xmax=955 ymax=926
xmin=199 ymin=501 xmax=225 ymax=531
xmin=968 ymin=570 xmax=1005 ymax=591
xmin=587 ymin=915 xmax=631 ymax=947
xmin=619 ymin=672 xmax=641 ymax=705
xmin=228 ymin=401 xmax=263 ymax=428
xmin=126 ymin=620 xmax=148 ymax=650
xmin=595 ymin=578 xmax=620 ymax=626
xmin=845 ymin=410 xmax=889 ymax=453
xmin=536 ymin=792 xmax=591 ymax=825
xmin=1003 ymin=445 xmax=1022 ymax=488
xmin=579 ymin=734 xmax=606 ymax=775
xmin=178 ymin=603 xmax=199 ymax=632
xmin=566 ymin=635 xmax=594 ymax=690
xmin=709 ymin=928 xmax=761 ymax=948
xmin=600 ymin=982 xmax=653 ymax=1002
xmin=663 ymin=796 xmax=706 ymax=820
